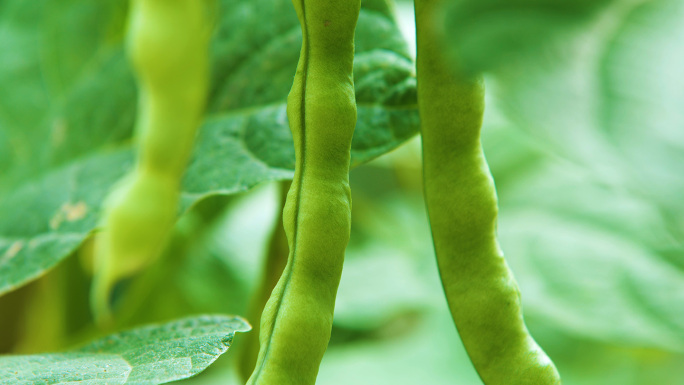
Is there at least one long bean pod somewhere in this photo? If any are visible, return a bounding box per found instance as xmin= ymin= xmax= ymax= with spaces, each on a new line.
xmin=246 ymin=0 xmax=360 ymax=383
xmin=239 ymin=182 xmax=290 ymax=382
xmin=415 ymin=0 xmax=562 ymax=383
xmin=91 ymin=0 xmax=209 ymax=324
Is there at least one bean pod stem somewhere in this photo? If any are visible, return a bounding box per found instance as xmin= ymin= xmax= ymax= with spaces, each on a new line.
xmin=415 ymin=0 xmax=562 ymax=383
xmin=246 ymin=0 xmax=360 ymax=383
xmin=91 ymin=0 xmax=209 ymax=324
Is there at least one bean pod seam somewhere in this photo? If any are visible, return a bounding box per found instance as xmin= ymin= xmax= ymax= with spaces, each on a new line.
xmin=246 ymin=0 xmax=360 ymax=383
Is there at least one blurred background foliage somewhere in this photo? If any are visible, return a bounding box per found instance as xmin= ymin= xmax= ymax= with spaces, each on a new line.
xmin=1 ymin=0 xmax=683 ymax=384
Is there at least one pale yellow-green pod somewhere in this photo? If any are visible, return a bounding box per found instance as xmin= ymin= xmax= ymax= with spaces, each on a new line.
xmin=415 ymin=0 xmax=562 ymax=384
xmin=91 ymin=0 xmax=210 ymax=324
xmin=246 ymin=0 xmax=360 ymax=384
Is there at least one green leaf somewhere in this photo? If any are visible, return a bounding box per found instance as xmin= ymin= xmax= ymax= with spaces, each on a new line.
xmin=459 ymin=0 xmax=684 ymax=350
xmin=0 ymin=0 xmax=418 ymax=296
xmin=481 ymin=88 xmax=684 ymax=350
xmin=599 ymin=0 xmax=684 ymax=218
xmin=478 ymin=100 xmax=684 ymax=352
xmin=0 ymin=315 xmax=251 ymax=385
xmin=500 ymin=208 xmax=684 ymax=352
xmin=485 ymin=0 xmax=684 ymax=235
xmin=441 ymin=0 xmax=617 ymax=74
xmin=477 ymin=0 xmax=684 ymax=188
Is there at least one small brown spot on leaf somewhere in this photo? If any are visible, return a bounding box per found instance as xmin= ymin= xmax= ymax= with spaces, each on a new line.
xmin=50 ymin=201 xmax=89 ymax=230
xmin=324 ymin=19 xmax=331 ymax=27
xmin=65 ymin=201 xmax=88 ymax=221
xmin=3 ymin=241 xmax=23 ymax=261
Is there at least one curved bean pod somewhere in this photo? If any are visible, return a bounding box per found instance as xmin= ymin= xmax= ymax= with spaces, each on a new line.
xmin=246 ymin=0 xmax=360 ymax=383
xmin=415 ymin=0 xmax=562 ymax=384
xmin=91 ymin=0 xmax=209 ymax=324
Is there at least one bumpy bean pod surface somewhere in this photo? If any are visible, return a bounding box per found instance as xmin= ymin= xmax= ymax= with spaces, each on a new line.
xmin=91 ymin=0 xmax=209 ymax=323
xmin=415 ymin=0 xmax=562 ymax=384
xmin=246 ymin=0 xmax=360 ymax=384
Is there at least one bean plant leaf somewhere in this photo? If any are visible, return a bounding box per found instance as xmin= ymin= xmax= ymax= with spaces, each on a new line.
xmin=499 ymin=179 xmax=684 ymax=351
xmin=598 ymin=0 xmax=684 ymax=218
xmin=489 ymin=0 xmax=684 ymax=228
xmin=0 ymin=0 xmax=418 ymax=296
xmin=0 ymin=315 xmax=251 ymax=385
xmin=440 ymin=0 xmax=618 ymax=74
xmin=429 ymin=0 xmax=684 ymax=353
xmin=462 ymin=0 xmax=684 ymax=351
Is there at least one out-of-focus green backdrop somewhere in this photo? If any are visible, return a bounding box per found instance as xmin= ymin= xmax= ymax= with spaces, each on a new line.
xmin=189 ymin=1 xmax=684 ymax=383
xmin=1 ymin=0 xmax=683 ymax=383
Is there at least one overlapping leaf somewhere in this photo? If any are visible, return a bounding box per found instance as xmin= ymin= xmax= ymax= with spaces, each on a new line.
xmin=0 ymin=0 xmax=418 ymax=296
xmin=441 ymin=0 xmax=617 ymax=73
xmin=443 ymin=0 xmax=684 ymax=353
xmin=0 ymin=315 xmax=250 ymax=384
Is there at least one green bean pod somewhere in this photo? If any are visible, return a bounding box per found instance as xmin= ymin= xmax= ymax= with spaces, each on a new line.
xmin=238 ymin=182 xmax=290 ymax=383
xmin=415 ymin=0 xmax=562 ymax=384
xmin=91 ymin=0 xmax=209 ymax=323
xmin=246 ymin=0 xmax=360 ymax=383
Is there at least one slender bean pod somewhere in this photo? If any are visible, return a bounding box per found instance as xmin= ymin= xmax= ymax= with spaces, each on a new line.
xmin=238 ymin=182 xmax=291 ymax=383
xmin=91 ymin=0 xmax=209 ymax=324
xmin=246 ymin=0 xmax=360 ymax=383
xmin=415 ymin=0 xmax=562 ymax=384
